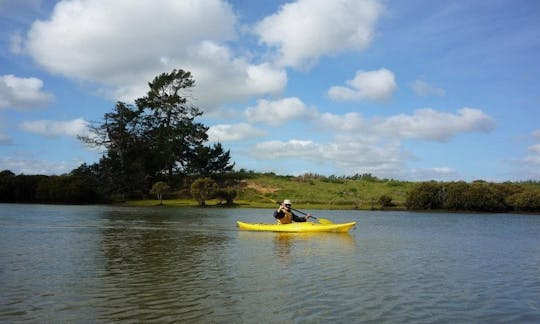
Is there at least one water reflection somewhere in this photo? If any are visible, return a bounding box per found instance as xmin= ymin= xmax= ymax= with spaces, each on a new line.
xmin=237 ymin=231 xmax=356 ymax=265
xmin=98 ymin=210 xmax=232 ymax=322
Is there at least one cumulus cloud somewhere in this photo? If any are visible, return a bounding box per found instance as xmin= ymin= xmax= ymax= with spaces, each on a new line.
xmin=328 ymin=68 xmax=397 ymax=102
xmin=410 ymin=79 xmax=445 ymax=97
xmin=0 ymin=74 xmax=54 ymax=110
xmin=374 ymin=108 xmax=496 ymax=141
xmin=251 ymin=138 xmax=406 ymax=176
xmin=246 ymin=107 xmax=494 ymax=177
xmin=254 ymin=0 xmax=383 ymax=68
xmin=208 ymin=123 xmax=267 ymax=142
xmin=19 ymin=118 xmax=90 ymax=138
xmin=21 ymin=0 xmax=286 ymax=110
xmin=319 ymin=112 xmax=367 ymax=132
xmin=245 ymin=97 xmax=315 ymax=126
xmin=243 ymin=106 xmax=495 ymax=177
xmin=318 ymin=108 xmax=495 ymax=142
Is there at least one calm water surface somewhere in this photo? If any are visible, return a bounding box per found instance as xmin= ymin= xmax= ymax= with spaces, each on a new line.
xmin=1 ymin=204 xmax=540 ymax=323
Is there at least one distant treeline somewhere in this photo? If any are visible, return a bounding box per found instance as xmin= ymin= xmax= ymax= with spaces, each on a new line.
xmin=406 ymin=181 xmax=540 ymax=212
xmin=0 ymin=168 xmax=256 ymax=204
xmin=0 ymin=170 xmax=101 ymax=204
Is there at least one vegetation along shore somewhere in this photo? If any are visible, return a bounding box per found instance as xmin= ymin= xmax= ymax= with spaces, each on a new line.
xmin=2 ymin=170 xmax=540 ymax=213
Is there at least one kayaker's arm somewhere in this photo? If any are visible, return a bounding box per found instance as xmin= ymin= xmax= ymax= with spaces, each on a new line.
xmin=292 ymin=212 xmax=312 ymax=222
xmin=273 ymin=207 xmax=285 ymax=220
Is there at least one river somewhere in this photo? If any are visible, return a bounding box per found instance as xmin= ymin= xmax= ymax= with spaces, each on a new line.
xmin=1 ymin=204 xmax=539 ymax=323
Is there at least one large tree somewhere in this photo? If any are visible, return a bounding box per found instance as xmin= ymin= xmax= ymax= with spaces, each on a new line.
xmin=135 ymin=69 xmax=208 ymax=179
xmin=80 ymin=69 xmax=235 ymax=197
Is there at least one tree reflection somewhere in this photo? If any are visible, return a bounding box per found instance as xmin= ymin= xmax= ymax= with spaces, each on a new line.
xmin=98 ymin=210 xmax=231 ymax=321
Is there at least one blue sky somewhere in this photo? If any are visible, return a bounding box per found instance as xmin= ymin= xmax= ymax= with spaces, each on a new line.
xmin=1 ymin=0 xmax=539 ymax=181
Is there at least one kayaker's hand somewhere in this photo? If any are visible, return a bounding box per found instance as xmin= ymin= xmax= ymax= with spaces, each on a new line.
xmin=306 ymin=214 xmax=312 ymax=220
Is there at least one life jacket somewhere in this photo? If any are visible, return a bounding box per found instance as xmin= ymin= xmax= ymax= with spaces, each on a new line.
xmin=277 ymin=208 xmax=293 ymax=224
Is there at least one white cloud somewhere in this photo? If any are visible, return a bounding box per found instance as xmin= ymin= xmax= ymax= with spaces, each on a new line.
xmin=0 ymin=156 xmax=77 ymax=175
xmin=532 ymin=129 xmax=540 ymax=138
xmin=373 ymin=108 xmax=496 ymax=141
xmin=21 ymin=0 xmax=286 ymax=110
xmin=245 ymin=97 xmax=315 ymax=126
xmin=246 ymin=107 xmax=495 ymax=178
xmin=254 ymin=0 xmax=383 ymax=68
xmin=328 ymin=68 xmax=397 ymax=102
xmin=317 ymin=107 xmax=495 ymax=142
xmin=319 ymin=112 xmax=367 ymax=132
xmin=0 ymin=74 xmax=54 ymax=110
xmin=251 ymin=138 xmax=406 ymax=176
xmin=410 ymin=79 xmax=445 ymax=97
xmin=253 ymin=139 xmax=317 ymax=159
xmin=19 ymin=118 xmax=90 ymax=138
xmin=208 ymin=123 xmax=267 ymax=142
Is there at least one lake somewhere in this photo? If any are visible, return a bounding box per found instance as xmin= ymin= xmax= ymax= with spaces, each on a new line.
xmin=1 ymin=204 xmax=539 ymax=323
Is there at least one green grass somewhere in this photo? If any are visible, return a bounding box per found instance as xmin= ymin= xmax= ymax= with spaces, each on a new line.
xmin=123 ymin=175 xmax=540 ymax=212
xmin=236 ymin=174 xmax=414 ymax=210
xmin=124 ymin=174 xmax=414 ymax=210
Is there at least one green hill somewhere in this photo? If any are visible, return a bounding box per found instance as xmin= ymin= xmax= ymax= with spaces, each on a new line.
xmin=235 ymin=173 xmax=413 ymax=210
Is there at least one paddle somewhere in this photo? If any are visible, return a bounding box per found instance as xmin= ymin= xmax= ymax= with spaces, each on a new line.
xmin=275 ymin=201 xmax=333 ymax=224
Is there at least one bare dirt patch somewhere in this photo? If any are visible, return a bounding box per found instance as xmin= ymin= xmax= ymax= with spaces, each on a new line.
xmin=243 ymin=180 xmax=278 ymax=194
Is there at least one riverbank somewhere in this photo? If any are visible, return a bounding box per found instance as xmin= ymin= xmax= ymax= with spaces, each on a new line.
xmin=122 ymin=198 xmax=407 ymax=211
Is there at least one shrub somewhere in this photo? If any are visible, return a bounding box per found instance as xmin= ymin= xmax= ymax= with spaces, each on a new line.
xmin=406 ymin=182 xmax=444 ymax=210
xmin=190 ymin=178 xmax=218 ymax=207
xmin=150 ymin=181 xmax=170 ymax=205
xmin=216 ymin=187 xmax=237 ymax=205
xmin=506 ymin=190 xmax=540 ymax=212
xmin=378 ymin=195 xmax=394 ymax=208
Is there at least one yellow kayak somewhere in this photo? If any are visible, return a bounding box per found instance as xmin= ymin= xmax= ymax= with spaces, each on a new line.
xmin=237 ymin=221 xmax=356 ymax=233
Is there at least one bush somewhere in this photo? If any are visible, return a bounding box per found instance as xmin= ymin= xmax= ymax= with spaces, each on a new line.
xmin=406 ymin=182 xmax=444 ymax=210
xmin=150 ymin=181 xmax=170 ymax=205
xmin=216 ymin=187 xmax=237 ymax=205
xmin=463 ymin=183 xmax=508 ymax=212
xmin=190 ymin=178 xmax=218 ymax=207
xmin=506 ymin=190 xmax=540 ymax=212
xmin=443 ymin=181 xmax=468 ymax=210
xmin=378 ymin=195 xmax=394 ymax=208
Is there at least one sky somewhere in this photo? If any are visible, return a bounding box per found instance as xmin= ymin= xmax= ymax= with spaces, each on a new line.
xmin=1 ymin=0 xmax=539 ymax=181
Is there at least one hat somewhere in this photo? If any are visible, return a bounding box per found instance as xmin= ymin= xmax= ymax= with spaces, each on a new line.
xmin=283 ymin=199 xmax=291 ymax=205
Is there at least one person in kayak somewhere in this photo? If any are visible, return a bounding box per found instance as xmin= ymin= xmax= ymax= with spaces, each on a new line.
xmin=274 ymin=199 xmax=312 ymax=224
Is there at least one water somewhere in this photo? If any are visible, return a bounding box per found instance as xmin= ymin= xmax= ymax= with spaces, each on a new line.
xmin=1 ymin=204 xmax=540 ymax=323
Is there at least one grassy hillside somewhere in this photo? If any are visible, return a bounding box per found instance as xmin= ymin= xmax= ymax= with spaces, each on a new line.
xmin=235 ymin=174 xmax=414 ymax=210
xmin=129 ymin=173 xmax=540 ymax=212
xmin=128 ymin=173 xmax=414 ymax=210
